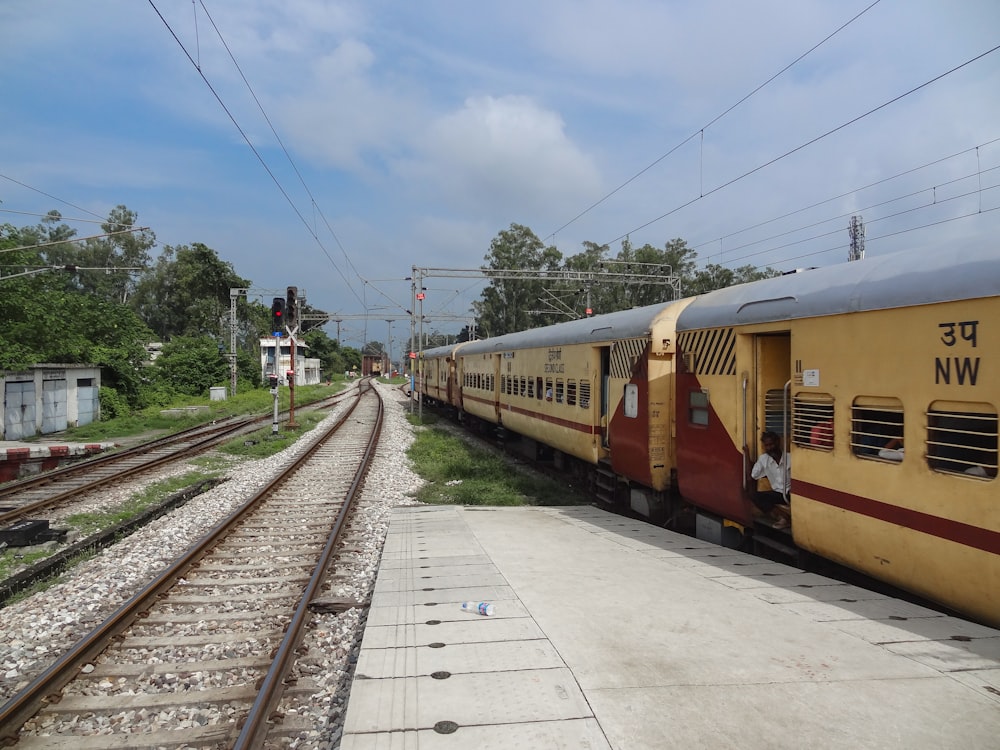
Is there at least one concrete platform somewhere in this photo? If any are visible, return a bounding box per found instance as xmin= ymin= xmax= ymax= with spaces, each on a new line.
xmin=0 ymin=440 xmax=116 ymax=460
xmin=341 ymin=505 xmax=1000 ymax=749
xmin=0 ymin=440 xmax=116 ymax=483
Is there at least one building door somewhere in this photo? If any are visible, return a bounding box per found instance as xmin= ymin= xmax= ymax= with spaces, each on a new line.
xmin=4 ymin=381 xmax=36 ymax=440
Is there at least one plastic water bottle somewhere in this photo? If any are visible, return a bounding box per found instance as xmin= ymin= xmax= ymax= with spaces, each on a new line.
xmin=460 ymin=601 xmax=495 ymax=616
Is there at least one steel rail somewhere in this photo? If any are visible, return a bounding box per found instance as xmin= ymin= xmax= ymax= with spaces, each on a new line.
xmin=0 ymin=418 xmax=255 ymax=526
xmin=0 ymin=387 xmax=368 ymax=741
xmin=235 ymin=379 xmax=384 ymax=748
xmin=0 ymin=388 xmax=357 ymax=526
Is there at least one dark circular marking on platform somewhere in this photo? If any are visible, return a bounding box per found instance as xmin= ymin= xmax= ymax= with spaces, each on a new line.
xmin=434 ymin=721 xmax=459 ymax=734
xmin=431 ymin=671 xmax=451 ymax=680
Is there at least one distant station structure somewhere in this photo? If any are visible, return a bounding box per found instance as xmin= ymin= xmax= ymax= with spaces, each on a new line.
xmin=1 ymin=364 xmax=101 ymax=439
xmin=259 ymin=336 xmax=322 ymax=386
xmin=362 ymin=352 xmax=389 ymax=378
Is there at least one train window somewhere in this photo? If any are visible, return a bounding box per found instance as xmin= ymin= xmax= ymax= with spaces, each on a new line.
xmin=500 ymin=375 xmax=506 ymax=394
xmin=536 ymin=377 xmax=544 ymax=399
xmin=793 ymin=393 xmax=834 ymax=451
xmin=555 ymin=380 xmax=565 ymax=404
xmin=851 ymin=397 xmax=904 ymax=461
xmin=567 ymin=380 xmax=577 ymax=406
xmin=765 ymin=389 xmax=788 ymax=437
xmin=624 ymin=384 xmax=639 ymax=418
xmin=689 ymin=389 xmax=709 ymax=426
xmin=520 ymin=377 xmax=527 ymax=397
xmin=579 ymin=380 xmax=591 ymax=409
xmin=545 ymin=378 xmax=554 ymax=402
xmin=527 ymin=378 xmax=535 ymax=399
xmin=926 ymin=401 xmax=997 ymax=479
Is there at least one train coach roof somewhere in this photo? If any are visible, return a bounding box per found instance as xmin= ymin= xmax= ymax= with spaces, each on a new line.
xmin=420 ymin=342 xmax=465 ymax=359
xmin=677 ymin=243 xmax=999 ymax=330
xmin=459 ymin=301 xmax=679 ymax=354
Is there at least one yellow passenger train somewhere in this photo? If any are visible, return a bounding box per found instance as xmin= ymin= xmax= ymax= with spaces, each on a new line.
xmin=417 ymin=244 xmax=998 ymax=626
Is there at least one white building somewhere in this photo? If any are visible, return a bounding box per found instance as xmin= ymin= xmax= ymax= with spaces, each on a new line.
xmin=259 ymin=336 xmax=321 ymax=386
xmin=1 ymin=364 xmax=101 ymax=439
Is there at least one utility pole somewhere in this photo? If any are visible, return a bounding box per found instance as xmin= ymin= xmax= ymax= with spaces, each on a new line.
xmin=849 ymin=216 xmax=866 ymax=262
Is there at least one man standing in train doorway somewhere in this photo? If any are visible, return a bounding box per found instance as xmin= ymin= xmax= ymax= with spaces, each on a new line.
xmin=749 ymin=431 xmax=792 ymax=530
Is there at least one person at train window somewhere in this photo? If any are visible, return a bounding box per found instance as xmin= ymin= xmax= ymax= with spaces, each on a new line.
xmin=878 ymin=437 xmax=904 ymax=461
xmin=545 ymin=387 xmax=553 ymax=401
xmin=749 ymin=431 xmax=792 ymax=529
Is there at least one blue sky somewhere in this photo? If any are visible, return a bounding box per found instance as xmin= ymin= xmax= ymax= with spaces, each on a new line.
xmin=2 ymin=0 xmax=999 ymax=349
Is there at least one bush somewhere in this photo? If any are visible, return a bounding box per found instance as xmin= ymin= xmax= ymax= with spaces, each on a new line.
xmin=99 ymin=386 xmax=132 ymax=420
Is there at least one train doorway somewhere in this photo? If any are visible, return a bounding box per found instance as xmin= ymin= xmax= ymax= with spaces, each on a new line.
xmin=751 ymin=332 xmax=792 ymax=482
xmin=600 ymin=347 xmax=610 ymax=449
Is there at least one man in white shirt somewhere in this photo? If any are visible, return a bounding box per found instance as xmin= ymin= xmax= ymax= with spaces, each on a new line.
xmin=749 ymin=431 xmax=792 ymax=529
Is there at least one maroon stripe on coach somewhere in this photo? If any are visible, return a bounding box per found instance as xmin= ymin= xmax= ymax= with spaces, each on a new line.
xmin=793 ymin=479 xmax=1000 ymax=555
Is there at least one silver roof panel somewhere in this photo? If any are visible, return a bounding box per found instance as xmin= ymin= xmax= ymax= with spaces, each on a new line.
xmin=677 ymin=244 xmax=1000 ymax=330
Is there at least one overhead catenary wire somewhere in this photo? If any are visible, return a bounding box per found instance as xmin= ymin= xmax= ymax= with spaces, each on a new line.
xmin=146 ymin=0 xmax=366 ymax=309
xmin=688 ymin=137 xmax=1000 ymax=257
xmin=543 ymin=0 xmax=885 ymax=243
xmin=604 ymin=43 xmax=1000 ymax=248
xmin=0 ymin=173 xmax=108 ymax=223
xmin=193 ymin=1 xmax=366 ymax=293
xmin=692 ymin=155 xmax=1000 ymax=267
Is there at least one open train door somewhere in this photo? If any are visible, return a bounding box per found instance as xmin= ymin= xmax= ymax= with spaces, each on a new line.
xmin=746 ymin=332 xmax=792 ymax=497
xmin=600 ymin=347 xmax=611 ymax=449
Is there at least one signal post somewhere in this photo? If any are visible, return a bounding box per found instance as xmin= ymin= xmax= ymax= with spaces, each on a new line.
xmin=285 ymin=286 xmax=299 ymax=429
xmin=269 ymin=297 xmax=285 ymax=436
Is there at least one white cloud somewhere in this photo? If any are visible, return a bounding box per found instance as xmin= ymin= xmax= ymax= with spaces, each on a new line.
xmin=396 ymin=95 xmax=602 ymax=222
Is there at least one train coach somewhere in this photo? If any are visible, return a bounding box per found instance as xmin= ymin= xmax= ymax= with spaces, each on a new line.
xmin=675 ymin=243 xmax=998 ymax=626
xmin=416 ymin=243 xmax=998 ymax=626
xmin=418 ymin=343 xmax=467 ymax=408
xmin=443 ymin=299 xmax=693 ymax=515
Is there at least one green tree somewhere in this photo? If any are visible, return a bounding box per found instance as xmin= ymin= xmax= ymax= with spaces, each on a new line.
xmin=0 ymin=222 xmax=154 ymax=406
xmin=132 ymin=242 xmax=251 ymax=341
xmin=153 ymin=336 xmax=229 ymax=396
xmin=472 ymin=223 xmax=563 ymax=336
xmin=687 ymin=262 xmax=780 ymax=294
xmin=67 ymin=206 xmax=155 ymax=303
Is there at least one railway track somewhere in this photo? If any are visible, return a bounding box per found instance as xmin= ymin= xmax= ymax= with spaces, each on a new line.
xmin=0 ymin=387 xmax=356 ymax=527
xmin=0 ymin=381 xmax=384 ymax=748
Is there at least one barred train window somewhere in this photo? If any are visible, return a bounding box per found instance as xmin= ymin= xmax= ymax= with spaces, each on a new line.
xmin=536 ymin=377 xmax=543 ymax=399
xmin=527 ymin=378 xmax=535 ymax=399
xmin=927 ymin=402 xmax=997 ymax=479
xmin=852 ymin=397 xmax=904 ymax=462
xmin=765 ymin=389 xmax=788 ymax=437
xmin=579 ymin=380 xmax=591 ymax=409
xmin=567 ymin=380 xmax=577 ymax=407
xmin=793 ymin=393 xmax=834 ymax=451
xmin=520 ymin=377 xmax=526 ymax=397
xmin=555 ymin=379 xmax=565 ymax=404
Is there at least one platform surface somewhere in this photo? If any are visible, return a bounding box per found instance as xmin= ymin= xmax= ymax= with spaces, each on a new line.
xmin=340 ymin=505 xmax=1000 ymax=749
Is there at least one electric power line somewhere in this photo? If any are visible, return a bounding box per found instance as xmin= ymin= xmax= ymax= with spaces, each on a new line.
xmin=543 ymin=0 xmax=884 ymax=242
xmin=146 ymin=0 xmax=366 ymax=309
xmin=605 ymin=43 xmax=1000 ymax=248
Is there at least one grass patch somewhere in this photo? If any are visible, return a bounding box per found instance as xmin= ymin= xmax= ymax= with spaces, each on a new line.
xmin=0 ymin=549 xmax=52 ymax=580
xmin=57 ymin=382 xmax=348 ymax=443
xmin=408 ymin=424 xmax=589 ymax=507
xmin=219 ymin=411 xmax=327 ymax=458
xmin=63 ymin=470 xmax=219 ymax=536
xmin=2 ymin=549 xmax=99 ymax=605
